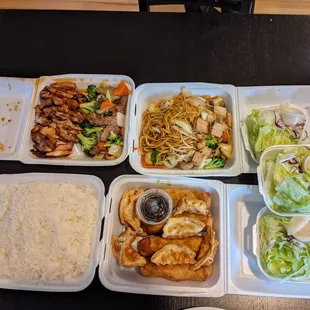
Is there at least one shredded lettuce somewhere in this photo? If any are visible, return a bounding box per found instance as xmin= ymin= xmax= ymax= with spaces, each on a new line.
xmin=259 ymin=213 xmax=310 ymax=281
xmin=245 ymin=109 xmax=299 ymax=161
xmin=263 ymin=148 xmax=310 ymax=213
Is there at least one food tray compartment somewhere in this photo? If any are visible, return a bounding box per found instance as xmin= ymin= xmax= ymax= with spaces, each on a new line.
xmin=20 ymin=74 xmax=135 ymax=166
xmin=0 ymin=77 xmax=36 ymax=160
xmin=0 ymin=173 xmax=105 ymax=292
xmin=129 ymin=83 xmax=242 ymax=177
xmin=227 ymin=184 xmax=310 ymax=298
xmin=257 ymin=144 xmax=310 ymax=217
xmin=241 ymin=104 xmax=308 ymax=164
xmin=99 ymin=175 xmax=225 ymax=297
xmin=238 ymin=85 xmax=310 ymax=172
xmin=256 ymin=207 xmax=310 ymax=285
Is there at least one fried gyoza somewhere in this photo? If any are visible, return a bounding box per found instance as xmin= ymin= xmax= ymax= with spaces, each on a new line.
xmin=151 ymin=244 xmax=196 ymax=265
xmin=119 ymin=188 xmax=144 ymax=233
xmin=191 ymin=226 xmax=219 ymax=270
xmin=192 ymin=191 xmax=211 ymax=208
xmin=140 ymin=263 xmax=213 ymax=282
xmin=162 ymin=189 xmax=197 ymax=208
xmin=173 ymin=213 xmax=213 ymax=232
xmin=111 ymin=228 xmax=146 ymax=267
xmin=162 ymin=217 xmax=205 ymax=239
xmin=174 ymin=198 xmax=207 ymax=216
xmin=138 ymin=236 xmax=203 ymax=257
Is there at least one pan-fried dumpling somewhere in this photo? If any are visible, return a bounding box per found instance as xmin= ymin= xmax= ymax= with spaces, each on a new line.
xmin=174 ymin=197 xmax=207 ymax=215
xmin=119 ymin=188 xmax=144 ymax=233
xmin=162 ymin=217 xmax=205 ymax=238
xmin=191 ymin=226 xmax=219 ymax=270
xmin=111 ymin=227 xmax=147 ymax=267
xmin=151 ymin=244 xmax=196 ymax=265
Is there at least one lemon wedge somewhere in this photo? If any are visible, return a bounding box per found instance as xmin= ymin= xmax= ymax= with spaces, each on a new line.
xmin=286 ymin=216 xmax=310 ymax=241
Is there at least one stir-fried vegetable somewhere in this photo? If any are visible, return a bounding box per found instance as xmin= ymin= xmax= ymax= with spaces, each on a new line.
xmin=113 ymin=82 xmax=130 ymax=96
xmin=80 ymin=100 xmax=101 ymax=113
xmin=77 ymin=133 xmax=98 ymax=157
xmin=82 ymin=126 xmax=104 ymax=137
xmin=87 ymin=85 xmax=97 ymax=101
xmin=205 ymin=133 xmax=218 ymax=150
xmin=259 ymin=212 xmax=310 ymax=281
xmin=204 ymin=157 xmax=226 ymax=169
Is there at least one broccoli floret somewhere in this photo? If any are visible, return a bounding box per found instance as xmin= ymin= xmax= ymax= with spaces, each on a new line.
xmin=212 ymin=96 xmax=225 ymax=107
xmin=77 ymin=133 xmax=98 ymax=157
xmin=87 ymin=85 xmax=97 ymax=101
xmin=204 ymin=157 xmax=226 ymax=169
xmin=104 ymin=110 xmax=113 ymax=116
xmin=79 ymin=100 xmax=101 ymax=113
xmin=105 ymin=131 xmax=122 ymax=147
xmin=205 ymin=134 xmax=218 ymax=149
xmin=82 ymin=126 xmax=104 ymax=137
xmin=80 ymin=120 xmax=92 ymax=128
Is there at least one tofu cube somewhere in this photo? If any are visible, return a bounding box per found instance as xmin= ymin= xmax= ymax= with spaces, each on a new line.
xmin=211 ymin=122 xmax=227 ymax=138
xmin=195 ymin=118 xmax=209 ymax=134
xmin=192 ymin=152 xmax=205 ymax=167
xmin=201 ymin=147 xmax=212 ymax=158
xmin=214 ymin=106 xmax=227 ymax=118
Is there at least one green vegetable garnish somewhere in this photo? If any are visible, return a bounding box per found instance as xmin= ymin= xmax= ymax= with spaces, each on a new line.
xmin=151 ymin=149 xmax=159 ymax=164
xmin=82 ymin=126 xmax=104 ymax=137
xmin=204 ymin=157 xmax=226 ymax=169
xmin=87 ymin=85 xmax=97 ymax=101
xmin=205 ymin=133 xmax=218 ymax=150
xmin=77 ymin=133 xmax=98 ymax=157
xmin=79 ymin=100 xmax=101 ymax=113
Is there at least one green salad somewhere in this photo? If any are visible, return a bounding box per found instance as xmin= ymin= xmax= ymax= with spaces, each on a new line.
xmin=259 ymin=212 xmax=310 ymax=281
xmin=245 ymin=106 xmax=306 ymax=161
xmin=264 ymin=147 xmax=310 ymax=213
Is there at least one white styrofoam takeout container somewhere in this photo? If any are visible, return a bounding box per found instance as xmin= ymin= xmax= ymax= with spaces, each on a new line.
xmin=238 ymin=85 xmax=310 ymax=172
xmin=257 ymin=144 xmax=310 ymax=217
xmin=129 ymin=82 xmax=243 ymax=177
xmin=241 ymin=104 xmax=309 ymax=164
xmin=19 ymin=74 xmax=135 ymax=166
xmin=227 ymin=184 xmax=310 ymax=298
xmin=0 ymin=173 xmax=105 ymax=292
xmin=98 ymin=175 xmax=310 ymax=299
xmin=255 ymin=207 xmax=310 ymax=285
xmin=99 ymin=174 xmax=225 ymax=297
xmin=0 ymin=77 xmax=36 ymax=160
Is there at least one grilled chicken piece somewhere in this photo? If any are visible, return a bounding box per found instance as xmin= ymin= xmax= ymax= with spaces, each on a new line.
xmin=52 ymin=118 xmax=82 ymax=132
xmin=35 ymin=106 xmax=50 ymax=126
xmin=47 ymin=87 xmax=74 ymax=99
xmin=39 ymin=126 xmax=56 ymax=138
xmin=50 ymin=82 xmax=77 ymax=90
xmin=100 ymin=124 xmax=120 ymax=141
xmin=45 ymin=150 xmax=72 ymax=157
xmin=31 ymin=131 xmax=56 ymax=153
xmin=55 ymin=141 xmax=74 ymax=151
xmin=52 ymin=95 xmax=66 ymax=106
xmin=40 ymin=87 xmax=52 ymax=99
xmin=66 ymin=98 xmax=79 ymax=110
xmin=39 ymin=97 xmax=53 ymax=109
xmin=55 ymin=126 xmax=80 ymax=143
xmin=115 ymin=95 xmax=128 ymax=114
xmin=52 ymin=96 xmax=79 ymax=109
xmin=68 ymin=110 xmax=85 ymax=124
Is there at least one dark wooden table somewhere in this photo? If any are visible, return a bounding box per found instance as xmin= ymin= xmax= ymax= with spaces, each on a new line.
xmin=0 ymin=9 xmax=310 ymax=310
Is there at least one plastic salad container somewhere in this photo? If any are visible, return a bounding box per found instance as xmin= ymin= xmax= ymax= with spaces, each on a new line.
xmin=256 ymin=207 xmax=310 ymax=284
xmin=241 ymin=104 xmax=309 ymax=164
xmin=258 ymin=144 xmax=310 ymax=216
xmin=0 ymin=173 xmax=105 ymax=292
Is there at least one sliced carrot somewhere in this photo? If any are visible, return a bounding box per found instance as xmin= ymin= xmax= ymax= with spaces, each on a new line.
xmin=97 ymin=141 xmax=105 ymax=150
xmin=141 ymin=154 xmax=165 ymax=169
xmin=222 ymin=130 xmax=231 ymax=143
xmin=113 ymin=82 xmax=131 ymax=96
xmin=100 ymin=101 xmax=115 ymax=111
xmin=120 ymin=127 xmax=125 ymax=136
xmin=133 ymin=146 xmax=141 ymax=151
xmin=211 ymin=96 xmax=218 ymax=100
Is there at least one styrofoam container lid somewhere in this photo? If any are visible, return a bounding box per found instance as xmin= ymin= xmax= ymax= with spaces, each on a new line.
xmin=129 ymin=82 xmax=242 ymax=177
xmin=256 ymin=207 xmax=310 ymax=284
xmin=258 ymin=144 xmax=310 ymax=217
xmin=20 ymin=74 xmax=135 ymax=166
xmin=0 ymin=77 xmax=36 ymax=159
xmin=0 ymin=173 xmax=105 ymax=292
xmin=99 ymin=175 xmax=225 ymax=297
xmin=241 ymin=104 xmax=309 ymax=164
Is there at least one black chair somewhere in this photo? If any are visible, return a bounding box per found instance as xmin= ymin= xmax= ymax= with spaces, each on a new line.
xmin=139 ymin=0 xmax=255 ymax=14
